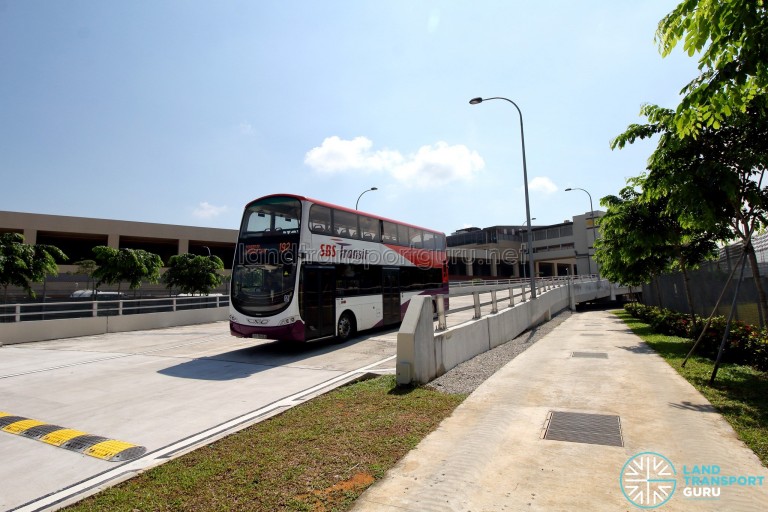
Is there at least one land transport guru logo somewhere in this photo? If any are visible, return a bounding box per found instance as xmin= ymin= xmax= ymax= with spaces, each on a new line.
xmin=620 ymin=451 xmax=765 ymax=508
xmin=620 ymin=452 xmax=677 ymax=508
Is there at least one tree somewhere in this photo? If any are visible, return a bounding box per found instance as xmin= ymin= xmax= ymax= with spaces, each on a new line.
xmin=91 ymin=246 xmax=163 ymax=295
xmin=162 ymin=253 xmax=225 ymax=296
xmin=72 ymin=259 xmax=98 ymax=292
xmin=0 ymin=232 xmax=67 ymax=302
xmin=594 ymin=184 xmax=670 ymax=289
xmin=595 ymin=178 xmax=718 ymax=323
xmin=656 ymin=0 xmax=768 ymax=137
xmin=612 ymin=101 xmax=768 ymax=323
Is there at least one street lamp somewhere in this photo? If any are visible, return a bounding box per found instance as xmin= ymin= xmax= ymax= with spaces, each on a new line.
xmin=565 ymin=187 xmax=594 ymax=276
xmin=470 ymin=96 xmax=536 ymax=298
xmin=520 ymin=217 xmax=536 ymax=279
xmin=355 ymin=187 xmax=378 ymax=210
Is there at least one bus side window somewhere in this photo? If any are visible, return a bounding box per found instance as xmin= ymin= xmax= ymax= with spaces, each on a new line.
xmin=309 ymin=204 xmax=332 ymax=235
xmin=333 ymin=209 xmax=360 ymax=239
xmin=409 ymin=227 xmax=423 ymax=248
xmin=397 ymin=224 xmax=410 ymax=247
xmin=359 ymin=215 xmax=380 ymax=242
xmin=382 ymin=221 xmax=398 ymax=244
xmin=422 ymin=231 xmax=436 ymax=250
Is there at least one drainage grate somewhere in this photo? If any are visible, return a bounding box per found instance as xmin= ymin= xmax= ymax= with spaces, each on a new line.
xmin=572 ymin=352 xmax=608 ymax=359
xmin=543 ymin=411 xmax=623 ymax=447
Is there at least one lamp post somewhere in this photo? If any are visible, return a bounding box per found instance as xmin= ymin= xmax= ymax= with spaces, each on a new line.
xmin=521 ymin=217 xmax=536 ymax=279
xmin=565 ymin=187 xmax=594 ymax=276
xmin=470 ymin=96 xmax=536 ymax=298
xmin=355 ymin=187 xmax=378 ymax=210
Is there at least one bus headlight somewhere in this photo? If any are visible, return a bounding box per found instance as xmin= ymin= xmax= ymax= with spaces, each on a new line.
xmin=278 ymin=317 xmax=296 ymax=325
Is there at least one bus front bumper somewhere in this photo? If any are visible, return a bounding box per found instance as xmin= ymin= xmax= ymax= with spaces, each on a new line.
xmin=229 ymin=320 xmax=305 ymax=342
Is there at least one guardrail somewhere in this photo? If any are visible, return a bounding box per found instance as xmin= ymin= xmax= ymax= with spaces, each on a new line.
xmin=439 ymin=277 xmax=573 ymax=331
xmin=398 ymin=277 xmax=623 ymax=385
xmin=448 ymin=275 xmax=598 ymax=289
xmin=0 ymin=295 xmax=229 ymax=324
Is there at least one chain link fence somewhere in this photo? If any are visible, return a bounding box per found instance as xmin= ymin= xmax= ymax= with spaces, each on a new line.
xmin=640 ymin=234 xmax=768 ymax=326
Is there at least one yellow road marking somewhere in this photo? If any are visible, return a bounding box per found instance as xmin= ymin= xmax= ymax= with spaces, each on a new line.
xmin=2 ymin=419 xmax=47 ymax=435
xmin=1 ymin=410 xmax=146 ymax=461
xmin=86 ymin=440 xmax=141 ymax=460
xmin=40 ymin=428 xmax=89 ymax=446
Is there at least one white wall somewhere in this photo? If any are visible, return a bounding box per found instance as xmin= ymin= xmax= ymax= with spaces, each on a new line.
xmin=0 ymin=307 xmax=228 ymax=345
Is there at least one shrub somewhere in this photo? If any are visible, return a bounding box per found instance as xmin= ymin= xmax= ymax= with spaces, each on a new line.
xmin=622 ymin=303 xmax=768 ymax=372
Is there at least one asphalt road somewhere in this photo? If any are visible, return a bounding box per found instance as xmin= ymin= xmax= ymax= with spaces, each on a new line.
xmin=0 ymin=322 xmax=399 ymax=512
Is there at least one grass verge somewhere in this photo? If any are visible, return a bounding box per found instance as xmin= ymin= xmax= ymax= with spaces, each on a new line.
xmin=614 ymin=309 xmax=768 ymax=466
xmin=64 ymin=375 xmax=466 ymax=512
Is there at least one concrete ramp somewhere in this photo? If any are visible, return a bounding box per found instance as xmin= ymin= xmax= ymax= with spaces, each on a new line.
xmin=396 ymin=279 xmax=629 ymax=385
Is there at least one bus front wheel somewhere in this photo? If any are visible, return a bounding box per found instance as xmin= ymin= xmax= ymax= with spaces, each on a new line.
xmin=336 ymin=312 xmax=356 ymax=343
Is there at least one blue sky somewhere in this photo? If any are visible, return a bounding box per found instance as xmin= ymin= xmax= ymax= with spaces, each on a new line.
xmin=0 ymin=1 xmax=700 ymax=235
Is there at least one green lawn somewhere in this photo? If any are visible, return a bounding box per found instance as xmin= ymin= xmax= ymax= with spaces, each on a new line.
xmin=614 ymin=310 xmax=768 ymax=466
xmin=64 ymin=376 xmax=466 ymax=512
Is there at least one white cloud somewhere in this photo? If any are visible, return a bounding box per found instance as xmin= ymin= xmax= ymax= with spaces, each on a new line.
xmin=529 ymin=176 xmax=558 ymax=194
xmin=391 ymin=142 xmax=485 ymax=187
xmin=193 ymin=202 xmax=228 ymax=219
xmin=304 ymin=136 xmax=402 ymax=173
xmin=304 ymin=137 xmax=484 ymax=188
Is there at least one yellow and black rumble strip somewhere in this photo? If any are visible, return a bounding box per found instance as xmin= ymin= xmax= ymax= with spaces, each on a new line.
xmin=0 ymin=411 xmax=146 ymax=462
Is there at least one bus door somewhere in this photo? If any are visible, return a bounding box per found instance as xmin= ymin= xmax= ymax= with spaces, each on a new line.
xmin=300 ymin=265 xmax=336 ymax=339
xmin=382 ymin=267 xmax=401 ymax=325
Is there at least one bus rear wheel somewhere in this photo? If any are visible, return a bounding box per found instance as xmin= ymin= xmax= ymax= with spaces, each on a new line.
xmin=336 ymin=312 xmax=356 ymax=343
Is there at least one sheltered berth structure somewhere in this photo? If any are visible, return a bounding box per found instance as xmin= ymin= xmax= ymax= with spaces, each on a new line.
xmin=0 ymin=210 xmax=237 ymax=301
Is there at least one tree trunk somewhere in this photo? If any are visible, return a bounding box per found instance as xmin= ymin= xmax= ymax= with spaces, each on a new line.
xmin=653 ymin=278 xmax=663 ymax=307
xmin=680 ymin=263 xmax=697 ymax=328
xmin=746 ymin=244 xmax=767 ymax=328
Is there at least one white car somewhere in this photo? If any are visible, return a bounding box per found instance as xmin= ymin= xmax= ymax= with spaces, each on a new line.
xmin=70 ymin=290 xmax=124 ymax=299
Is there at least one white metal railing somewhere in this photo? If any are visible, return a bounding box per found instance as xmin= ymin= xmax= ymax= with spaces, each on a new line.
xmin=437 ymin=277 xmax=576 ymax=330
xmin=0 ymin=295 xmax=229 ymax=323
xmin=449 ymin=274 xmax=598 ymax=289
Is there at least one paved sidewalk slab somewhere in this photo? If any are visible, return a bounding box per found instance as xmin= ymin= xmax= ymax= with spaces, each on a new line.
xmin=352 ymin=310 xmax=768 ymax=511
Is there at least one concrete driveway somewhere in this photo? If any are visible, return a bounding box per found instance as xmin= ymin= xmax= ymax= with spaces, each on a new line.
xmin=0 ymin=322 xmax=397 ymax=511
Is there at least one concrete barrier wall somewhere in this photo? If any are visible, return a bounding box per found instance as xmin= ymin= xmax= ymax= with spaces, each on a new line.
xmin=572 ymin=280 xmax=613 ymax=303
xmin=396 ymin=280 xmax=626 ymax=385
xmin=487 ymin=302 xmax=531 ymax=349
xmin=436 ymin=319 xmax=491 ymax=374
xmin=396 ymin=297 xmax=439 ymax=384
xmin=0 ymin=307 xmax=229 ymax=345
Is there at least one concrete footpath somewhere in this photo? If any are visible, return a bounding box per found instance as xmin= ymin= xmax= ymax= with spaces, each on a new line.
xmin=352 ymin=310 xmax=768 ymax=511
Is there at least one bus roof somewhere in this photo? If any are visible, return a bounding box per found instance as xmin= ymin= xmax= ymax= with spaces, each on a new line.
xmin=247 ymin=193 xmax=446 ymax=236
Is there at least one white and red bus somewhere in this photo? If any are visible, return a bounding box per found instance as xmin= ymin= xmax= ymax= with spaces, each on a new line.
xmin=229 ymin=194 xmax=448 ymax=342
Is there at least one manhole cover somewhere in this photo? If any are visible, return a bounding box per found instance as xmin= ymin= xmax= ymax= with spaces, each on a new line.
xmin=572 ymin=352 xmax=608 ymax=359
xmin=543 ymin=411 xmax=623 ymax=447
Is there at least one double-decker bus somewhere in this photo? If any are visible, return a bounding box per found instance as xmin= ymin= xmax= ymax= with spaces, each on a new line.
xmin=229 ymin=194 xmax=448 ymax=342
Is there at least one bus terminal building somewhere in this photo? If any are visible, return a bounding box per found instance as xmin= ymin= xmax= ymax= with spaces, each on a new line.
xmin=447 ymin=211 xmax=603 ymax=280
xmin=0 ymin=210 xmax=238 ymax=301
xmin=0 ymin=209 xmax=602 ymax=299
